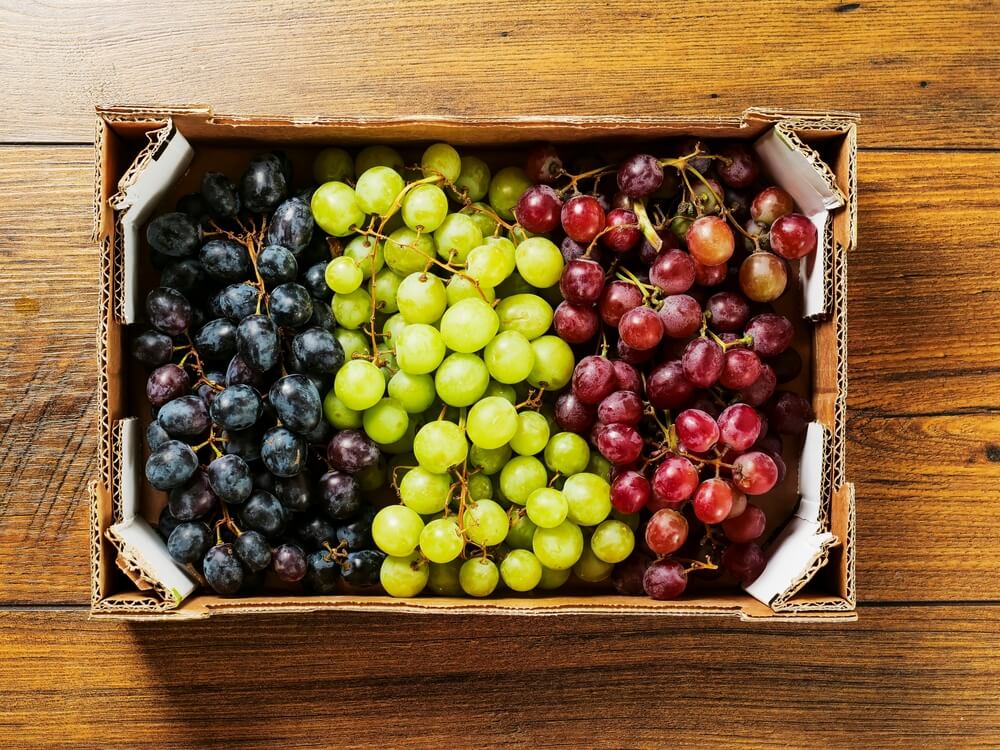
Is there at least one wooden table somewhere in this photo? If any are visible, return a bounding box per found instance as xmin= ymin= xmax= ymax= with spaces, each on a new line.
xmin=1 ymin=2 xmax=998 ymax=747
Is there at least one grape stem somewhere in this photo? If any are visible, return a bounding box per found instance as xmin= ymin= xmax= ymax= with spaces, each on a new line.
xmin=557 ymin=165 xmax=616 ymax=196
xmin=322 ymin=540 xmax=349 ymax=563
xmin=515 ymin=388 xmax=545 ymax=411
xmin=213 ymin=502 xmax=241 ymax=543
xmin=631 ymin=199 xmax=662 ymax=252
xmin=706 ymin=329 xmax=754 ymax=352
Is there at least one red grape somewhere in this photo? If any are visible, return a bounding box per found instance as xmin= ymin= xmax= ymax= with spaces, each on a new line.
xmin=716 ymin=143 xmax=759 ymax=189
xmin=616 ymin=338 xmax=655 ymax=365
xmin=727 ymin=488 xmax=748 ymax=519
xmin=722 ymin=503 xmax=766 ymax=542
xmin=739 ymin=253 xmax=787 ymax=302
xmin=717 ymin=403 xmax=762 ymax=451
xmin=613 ymin=552 xmax=653 ymax=595
xmin=675 ymin=409 xmax=720 ymax=453
xmin=652 ymin=455 xmax=699 ymax=504
xmin=598 ymin=390 xmax=644 ymax=426
xmin=722 ymin=542 xmax=765 ymax=585
xmin=643 ymin=558 xmax=687 ymax=600
xmin=645 ymin=508 xmax=689 ymax=555
xmin=649 ymin=249 xmax=696 ymax=294
xmin=572 ymin=355 xmax=616 ymax=405
xmin=770 ymin=213 xmax=817 ymax=260
xmin=737 ymin=364 xmax=777 ymax=406
xmin=525 ymin=143 xmax=563 ymax=184
xmin=768 ymin=348 xmax=803 ymax=383
xmin=610 ymin=191 xmax=631 ymax=211
xmin=751 ymin=186 xmax=794 ymax=226
xmin=602 ymin=208 xmax=641 ymax=252
xmin=559 ymin=258 xmax=605 ymax=304
xmin=682 ymin=338 xmax=724 ymax=388
xmin=647 ymin=361 xmax=696 ymax=409
xmin=553 ymin=301 xmax=600 ymax=343
xmin=611 ymin=360 xmax=642 ymax=394
xmin=658 ymin=294 xmax=703 ymax=339
xmin=639 ymin=231 xmax=680 ymax=265
xmin=706 ymin=291 xmax=750 ymax=332
xmin=619 ymin=306 xmax=664 ymax=351
xmin=611 ymin=470 xmax=651 ymax=513
xmin=745 ymin=313 xmax=794 ymax=356
xmin=617 ymin=153 xmax=664 ymax=198
xmin=731 ymin=453 xmax=779 ymax=495
xmin=686 ymin=216 xmax=735 ymax=266
xmin=692 ymin=478 xmax=734 ymax=524
xmin=555 ymin=391 xmax=596 ymax=433
xmin=768 ymin=391 xmax=815 ymax=435
xmin=693 ymin=259 xmax=727 ymax=287
xmin=719 ymin=348 xmax=762 ymax=390
xmin=599 ymin=280 xmax=644 ymax=326
xmin=597 ymin=423 xmax=644 ymax=465
xmin=515 ymin=185 xmax=562 ymax=233
xmin=561 ymin=195 xmax=606 ymax=243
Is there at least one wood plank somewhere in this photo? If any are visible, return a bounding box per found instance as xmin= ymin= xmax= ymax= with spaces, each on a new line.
xmin=0 ymin=1 xmax=997 ymax=146
xmin=0 ymin=607 xmax=997 ymax=748
xmin=2 ymin=147 xmax=999 ymax=604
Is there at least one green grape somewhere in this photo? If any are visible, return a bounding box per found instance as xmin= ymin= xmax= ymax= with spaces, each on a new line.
xmin=509 ymin=411 xmax=550 ymax=457
xmin=311 ymin=182 xmax=365 ymax=237
xmin=499 ymin=455 xmax=547 ymax=505
xmin=355 ymin=460 xmax=387 ymax=492
xmin=313 ymin=147 xmax=354 ymax=183
xmin=384 ymin=227 xmax=436 ymax=275
xmin=537 ymin=564 xmax=572 ymax=590
xmin=488 ymin=166 xmax=532 ymax=221
xmin=465 ymin=239 xmax=516 ymax=288
xmin=396 ymin=323 xmax=446 ymax=374
xmin=434 ymin=353 xmax=490 ymax=407
xmin=335 ymin=327 xmax=370 ymax=361
xmin=439 ymin=298 xmax=499 ymax=353
xmin=378 ymin=343 xmax=399 ymax=384
xmin=505 ymin=509 xmax=537 ymax=550
xmin=372 ymin=505 xmax=424 ymax=557
xmin=573 ymin=545 xmax=614 ymax=582
xmin=355 ymin=166 xmax=405 ymax=216
xmin=563 ymin=473 xmax=612 ymax=526
xmin=446 ymin=274 xmax=494 ymax=306
xmin=427 ymin=560 xmax=463 ymax=596
xmin=402 ymin=184 xmax=449 ymax=232
xmin=413 ymin=420 xmax=468 ymax=473
xmin=378 ymin=418 xmax=417 ymax=454
xmin=483 ymin=330 xmax=535 ymax=385
xmin=433 ymin=213 xmax=484 ymax=264
xmin=461 ymin=201 xmax=500 ymax=237
xmin=544 ymin=432 xmax=591 ymax=475
xmin=495 ymin=294 xmax=554 ymax=341
xmin=500 ymin=549 xmax=543 ymax=592
xmin=363 ymin=397 xmax=409 ymax=444
xmin=527 ymin=336 xmax=574 ymax=389
xmin=525 ymin=487 xmax=568 ymax=528
xmin=587 ymin=453 xmax=613 ymax=482
xmin=334 ymin=359 xmax=385 ymax=411
xmin=388 ymin=370 xmax=436 ymax=413
xmin=515 ymin=237 xmax=564 ymax=288
xmin=484 ymin=380 xmax=517 ymax=404
xmin=421 ymin=143 xmax=462 ymax=182
xmin=382 ymin=312 xmax=409 ymax=344
xmin=459 ymin=557 xmax=499 ymax=597
xmin=331 ymin=288 xmax=371 ymax=329
xmin=323 ymin=389 xmax=363 ymax=429
xmin=380 ymin=552 xmax=429 ymax=597
xmin=325 ymin=256 xmax=363 ymax=295
xmin=466 ymin=396 xmax=518 ymax=449
xmin=590 ymin=519 xmax=635 ymax=564
xmin=343 ymin=235 xmax=384 ymax=279
xmin=509 ymin=225 xmax=536 ymax=245
xmin=470 ymin=444 xmax=511 ymax=475
xmin=463 ymin=499 xmax=509 ymax=546
xmin=355 ymin=145 xmax=404 ymax=175
xmin=454 ymin=156 xmax=491 ymax=201
xmin=468 ymin=473 xmax=493 ymax=500
xmin=494 ymin=271 xmax=534 ymax=299
xmin=419 ymin=517 xmax=465 ymax=563
xmin=396 ymin=272 xmax=447 ymax=324
xmin=532 ymin=521 xmax=584 ymax=570
xmin=399 ymin=466 xmax=452 ymax=514
xmin=611 ymin=508 xmax=641 ymax=531
xmin=371 ymin=268 xmax=403 ymax=314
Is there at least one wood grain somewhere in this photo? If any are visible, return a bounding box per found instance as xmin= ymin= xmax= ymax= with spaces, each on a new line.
xmin=0 ymin=1 xmax=997 ymax=147
xmin=0 ymin=607 xmax=997 ymax=749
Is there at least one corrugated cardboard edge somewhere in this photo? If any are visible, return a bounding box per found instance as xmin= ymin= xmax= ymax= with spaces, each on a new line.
xmin=89 ymin=106 xmax=858 ymax=619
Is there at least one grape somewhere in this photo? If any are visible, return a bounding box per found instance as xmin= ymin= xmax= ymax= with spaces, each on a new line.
xmin=203 ymin=544 xmax=245 ymax=595
xmin=302 ymin=548 xmax=340 ymax=593
xmin=590 ymin=519 xmax=635 ymax=563
xmin=722 ymin=542 xmax=766 ymax=585
xmin=596 ymin=423 xmax=643 ymax=465
xmin=323 ymin=388 xmax=362 ymax=429
xmin=693 ymin=478 xmax=735 ymax=524
xmin=210 ymin=384 xmax=262 ymax=431
xmin=715 ymin=143 xmax=759 ymax=189
xmin=611 ymin=470 xmax=650 ymax=513
xmin=645 ymin=508 xmax=688 ymax=555
xmin=769 ymin=213 xmax=817 ymax=261
xmin=568 ymin=545 xmax=610 ymax=583
xmin=739 ymin=253 xmax=787 ymax=302
xmin=359 ymin=397 xmax=407 ymax=444
xmin=160 ymin=258 xmax=206 ymax=296
xmin=238 ymin=489 xmax=286 ymax=537
xmin=611 ymin=553 xmax=651 ymax=595
xmin=267 ymin=198 xmax=314 ymax=254
xmin=380 ymin=552 xmax=429 ymax=597
xmin=231 ymin=529 xmax=272 ymax=572
xmin=236 ymin=314 xmax=279 ymax=372
xmin=731 ymin=452 xmax=779 ymax=495
xmin=738 ymin=363 xmax=777 ymax=407
xmin=424 ymin=559 xmax=462 ymax=596
xmin=315 ymin=471 xmax=360 ymax=521
xmin=413 ymin=420 xmax=467 ymax=473
xmin=553 ymin=301 xmax=600 ymax=344
xmin=344 ymin=235 xmax=385 ymax=279
xmin=463 ymin=499 xmax=509 ymax=546
xmin=372 ymin=504 xmax=424 ymax=557
xmin=723 ymin=503 xmax=767 ymax=542
xmin=212 ymin=283 xmax=259 ymax=322
xmin=146 ymin=287 xmax=192 ymax=336
xmin=674 ymin=409 xmax=719 ymax=453
xmin=435 ymin=213 xmax=486 ymax=264
xmin=167 ymin=522 xmax=213 ymax=564
xmin=706 ymin=292 xmax=749 ymax=333
xmin=470 ymin=444 xmax=510 ymax=475
xmin=554 ymin=392 xmax=596 ymax=433
xmin=396 ymin=273 xmax=446 ymax=325
xmin=439 ymin=298 xmax=499 ymax=354
xmin=248 ymin=431 xmax=298 ymax=483
xmin=682 ymin=338 xmax=724 ymax=388
xmin=618 ymin=153 xmax=663 ymax=198
xmin=402 ymin=184 xmax=449 ymax=232
xmin=560 ymin=195 xmax=606 ymax=244
xmin=544 ymin=431 xmax=591 ymax=475
xmin=466 ymin=396 xmax=518 ymax=449
xmin=514 ymin=237 xmax=564 ymax=289
xmin=394 ymin=323 xmax=446 ymax=375
xmin=147 ymin=212 xmax=201 ymax=257
xmin=326 ymin=428 xmax=380 ymax=474
xmin=480 ymin=330 xmax=534 ymax=386
xmin=769 ymin=348 xmax=803 ymax=384
xmin=719 ymin=348 xmax=762 ymax=390
xmin=354 ymin=166 xmax=405 ymax=216
xmin=291 ymin=328 xmax=344 ymax=376
xmin=313 ymin=147 xmax=353 ymax=183
xmin=647 ymin=361 xmax=695 ymax=409
xmin=416 ymin=142 xmax=460 ymax=182
xmin=600 ymin=207 xmax=640 ymax=252
xmin=146 ymin=421 xmax=170 ymax=452
xmin=240 ymin=153 xmax=287 ymax=213
xmin=751 ymin=187 xmax=794 ymax=226
xmin=563 ymin=472 xmax=611 ymax=526
xmin=273 ymin=472 xmax=313 ymax=512
xmin=488 ymin=166 xmax=532 ymax=221
xmin=199 ymin=239 xmax=252 ymax=282
xmin=687 ymin=216 xmax=735 ymax=266
xmin=559 ymin=259 xmax=605 ymax=304
xmin=385 ymin=372 xmax=433 ymax=414
xmin=414 ymin=517 xmax=461 ymax=564
xmin=356 ymin=145 xmax=405 ymax=175
xmin=269 ymin=375 xmax=321 ymax=433
xmin=325 ymin=256 xmax=363 ymax=295
xmin=496 ymin=549 xmax=540 ymax=592
xmin=499 ymin=455 xmax=548 ymax=504
xmin=652 ymin=456 xmax=699 ymax=504
xmin=717 ymin=403 xmax=763 ymax=451
xmin=526 ymin=487 xmax=568 ymax=528
xmin=157 ymin=395 xmax=209 ymax=437
xmin=516 ymin=185 xmax=562 ymax=233
xmin=525 ymin=144 xmax=563 ymax=184
xmin=532 ymin=565 xmax=568 ymax=591
xmin=397 ymin=467 xmax=450 ymax=515
xmin=458 ymin=558 xmax=499 ymax=597
xmin=435 ymin=353 xmax=490 ymax=406
xmin=336 ymin=547 xmax=382 ymax=588
xmin=495 ymin=293 xmax=553 ymax=340
xmin=192 ymin=319 xmax=237 ymax=363
xmin=643 ymin=558 xmax=687 ymax=600
xmin=532 ymin=521 xmax=584 ymax=570
xmin=609 ymin=361 xmax=640 ymax=395
xmin=452 ymin=155 xmax=491 ymax=201
xmin=311 ymin=182 xmax=365 ymax=237
xmin=596 ymin=390 xmax=642 ymax=427
xmin=650 ymin=252 xmax=697 ymax=299
xmin=746 ymin=313 xmax=794 ymax=357
xmin=331 ymin=287 xmax=370 ymax=329
xmin=271 ymin=544 xmax=307 ymax=583
xmin=619 ymin=306 xmax=664 ymax=351
xmin=447 ymin=274 xmax=495 ymax=306
xmin=571 ymin=355 xmax=616 ymax=405
xmin=131 ymin=330 xmax=173 ymax=368
xmin=768 ymin=391 xmax=815 ymax=435
xmin=598 ymin=281 xmax=643 ymax=327
xmin=527 ymin=336 xmax=575 ymax=390
xmin=333 ymin=359 xmax=385 ymax=411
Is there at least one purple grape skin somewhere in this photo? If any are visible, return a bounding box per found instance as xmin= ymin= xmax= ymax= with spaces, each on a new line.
xmin=145 ymin=440 xmax=199 ymax=491
xmin=157 ymin=395 xmax=210 ymax=437
xmin=132 ymin=330 xmax=174 ymax=367
xmin=617 ymin=154 xmax=664 ymax=198
xmin=203 ymin=543 xmax=245 ymax=595
xmin=146 ymin=287 xmax=193 ymax=336
xmin=146 ymin=364 xmax=190 ymax=408
xmin=319 ymin=470 xmax=363 ymax=519
xmin=326 ymin=429 xmax=380 ymax=474
xmin=272 ymin=544 xmax=308 ymax=582
xmin=168 ymin=470 xmax=218 ymax=521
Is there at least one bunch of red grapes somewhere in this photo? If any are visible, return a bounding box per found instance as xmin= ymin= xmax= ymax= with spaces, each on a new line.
xmin=515 ymin=141 xmax=817 ymax=600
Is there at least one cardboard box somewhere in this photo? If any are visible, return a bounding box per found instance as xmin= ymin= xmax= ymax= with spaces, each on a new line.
xmin=91 ymin=106 xmax=857 ymax=621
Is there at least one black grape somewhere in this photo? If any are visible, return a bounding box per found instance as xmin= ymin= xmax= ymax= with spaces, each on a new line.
xmin=258 ymin=244 xmax=298 ymax=287
xmin=268 ymin=283 xmax=313 ymax=327
xmin=207 ymin=454 xmax=253 ymax=504
xmin=146 ymin=420 xmax=171 ymax=451
xmin=203 ymin=543 xmax=245 ymax=595
xmin=326 ymin=429 xmax=380 ymax=474
xmin=336 ymin=508 xmax=375 ymax=551
xmin=304 ymin=549 xmax=340 ymax=593
xmin=238 ymin=490 xmax=287 ymax=537
xmin=147 ymin=212 xmax=201 ymax=257
xmin=211 ymin=283 xmax=259 ymax=322
xmin=168 ymin=470 xmax=218 ymax=521
xmin=234 ymin=530 xmax=272 ymax=572
xmin=157 ymin=395 xmax=210 ymax=437
xmin=161 ymin=258 xmax=207 ymax=295
xmin=223 ymin=428 xmax=262 ymax=462
xmin=200 ymin=239 xmax=252 ymax=282
xmin=225 ymin=354 xmax=266 ymax=389
xmin=261 ymin=427 xmax=306 ymax=477
xmin=340 ymin=549 xmax=385 ymax=588
xmin=295 ymin=515 xmax=337 ymax=549
xmin=291 ymin=328 xmax=344 ymax=375
xmin=318 ymin=470 xmax=362 ymax=520
xmin=167 ymin=522 xmax=213 ymax=564
xmin=266 ymin=198 xmax=314 ymax=254
xmin=240 ymin=154 xmax=288 ymax=213
xmin=274 ymin=472 xmax=313 ymax=512
xmin=302 ymin=262 xmax=330 ymax=300
xmin=145 ymin=440 xmax=198 ymax=490
xmin=236 ymin=314 xmax=279 ymax=372
xmin=131 ymin=330 xmax=173 ymax=367
xmin=210 ymin=384 xmax=263 ymax=431
xmin=201 ymin=172 xmax=241 ymax=217
xmin=156 ymin=505 xmax=182 ymax=542
xmin=194 ymin=318 xmax=238 ymax=361
xmin=269 ymin=374 xmax=321 ymax=432
xmin=272 ymin=544 xmax=307 ymax=582
xmin=146 ymin=287 xmax=192 ymax=336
